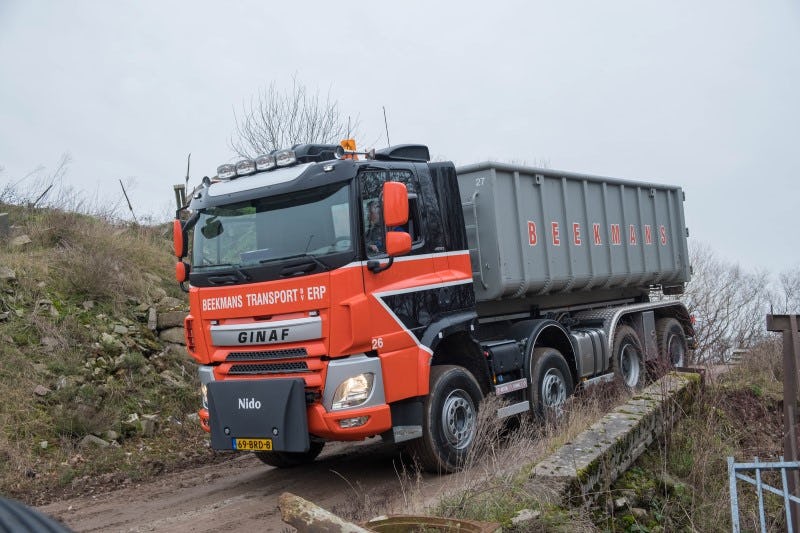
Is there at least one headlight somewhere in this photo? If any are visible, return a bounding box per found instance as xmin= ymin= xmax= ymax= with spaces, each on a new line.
xmin=331 ymin=373 xmax=374 ymax=410
xmin=200 ymin=383 xmax=208 ymax=410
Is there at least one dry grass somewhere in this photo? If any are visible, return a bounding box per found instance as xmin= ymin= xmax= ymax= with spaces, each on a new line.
xmin=385 ymin=386 xmax=632 ymax=531
xmin=599 ymin=340 xmax=787 ymax=531
xmin=0 ymin=203 xmax=205 ymax=503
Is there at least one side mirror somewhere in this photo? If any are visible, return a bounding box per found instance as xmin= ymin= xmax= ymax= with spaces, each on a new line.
xmin=173 ymin=219 xmax=187 ymax=258
xmin=386 ymin=231 xmax=412 ymax=257
xmin=383 ymin=182 xmax=408 ymax=227
xmin=175 ymin=261 xmax=190 ymax=283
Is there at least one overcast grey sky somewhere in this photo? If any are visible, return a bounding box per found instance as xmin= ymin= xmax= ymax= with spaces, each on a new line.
xmin=1 ymin=1 xmax=798 ymax=273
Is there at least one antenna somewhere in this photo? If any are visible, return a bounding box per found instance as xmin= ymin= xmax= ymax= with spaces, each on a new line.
xmin=382 ymin=106 xmax=391 ymax=147
xmin=185 ymin=153 xmax=191 ymax=189
xmin=347 ymin=116 xmax=351 ymax=139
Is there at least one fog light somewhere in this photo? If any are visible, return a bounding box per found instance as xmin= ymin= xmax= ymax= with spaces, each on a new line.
xmin=332 ymin=373 xmax=374 ymax=410
xmin=339 ymin=416 xmax=369 ymax=428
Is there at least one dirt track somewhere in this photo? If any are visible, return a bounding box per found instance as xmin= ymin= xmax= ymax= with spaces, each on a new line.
xmin=38 ymin=439 xmax=438 ymax=532
xmin=38 ymin=366 xmax=728 ymax=532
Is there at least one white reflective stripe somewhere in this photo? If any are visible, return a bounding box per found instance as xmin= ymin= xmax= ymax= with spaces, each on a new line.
xmin=373 ymin=278 xmax=472 ymax=298
xmin=371 ymin=294 xmax=433 ymax=355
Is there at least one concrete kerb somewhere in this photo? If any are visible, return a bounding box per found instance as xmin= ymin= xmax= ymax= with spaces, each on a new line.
xmin=526 ymin=371 xmax=701 ymax=506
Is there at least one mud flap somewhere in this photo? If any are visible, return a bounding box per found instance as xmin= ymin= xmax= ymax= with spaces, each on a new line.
xmin=207 ymin=379 xmax=309 ymax=453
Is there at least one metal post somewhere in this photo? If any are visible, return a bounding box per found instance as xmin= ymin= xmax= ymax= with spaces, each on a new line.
xmin=781 ymin=456 xmax=794 ymax=533
xmin=767 ymin=314 xmax=800 ymax=531
xmin=729 ymin=456 xmax=741 ymax=533
xmin=754 ymin=457 xmax=768 ymax=532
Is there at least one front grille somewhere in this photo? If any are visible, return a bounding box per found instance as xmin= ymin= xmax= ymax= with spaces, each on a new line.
xmin=228 ymin=362 xmax=309 ymax=375
xmin=226 ymin=348 xmax=308 ymax=361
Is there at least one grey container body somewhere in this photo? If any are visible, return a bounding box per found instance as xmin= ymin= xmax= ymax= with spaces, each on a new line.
xmin=456 ymin=163 xmax=690 ymax=314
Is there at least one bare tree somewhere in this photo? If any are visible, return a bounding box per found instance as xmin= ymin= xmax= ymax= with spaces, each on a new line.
xmin=776 ymin=266 xmax=800 ymax=314
xmin=683 ymin=242 xmax=772 ymax=361
xmin=230 ymin=76 xmax=358 ymax=158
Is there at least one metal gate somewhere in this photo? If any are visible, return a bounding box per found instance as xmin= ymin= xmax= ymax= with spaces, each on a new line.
xmin=728 ymin=456 xmax=800 ymax=532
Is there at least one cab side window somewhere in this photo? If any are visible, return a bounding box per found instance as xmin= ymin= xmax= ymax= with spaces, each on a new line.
xmin=360 ymin=169 xmax=422 ymax=257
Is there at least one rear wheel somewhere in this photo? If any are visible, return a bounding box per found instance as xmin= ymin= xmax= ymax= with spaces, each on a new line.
xmin=254 ymin=440 xmax=324 ymax=468
xmin=408 ymin=365 xmax=484 ymax=473
xmin=613 ymin=325 xmax=645 ymax=389
xmin=656 ymin=318 xmax=688 ymax=368
xmin=529 ymin=347 xmax=574 ymax=418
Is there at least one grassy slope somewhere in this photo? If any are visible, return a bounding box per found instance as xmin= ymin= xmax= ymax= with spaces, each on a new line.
xmin=596 ymin=341 xmax=786 ymax=532
xmin=387 ymin=346 xmax=787 ymax=532
xmin=0 ymin=204 xmax=217 ymax=504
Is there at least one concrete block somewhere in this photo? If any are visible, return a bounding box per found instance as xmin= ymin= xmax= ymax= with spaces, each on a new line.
xmin=527 ymin=371 xmax=701 ymax=505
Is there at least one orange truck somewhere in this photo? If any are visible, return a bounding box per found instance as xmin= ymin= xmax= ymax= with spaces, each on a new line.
xmin=173 ymin=142 xmax=693 ymax=472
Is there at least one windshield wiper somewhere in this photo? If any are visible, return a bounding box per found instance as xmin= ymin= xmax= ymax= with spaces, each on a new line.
xmin=205 ymin=264 xmax=251 ymax=284
xmin=260 ymin=253 xmax=331 ymax=273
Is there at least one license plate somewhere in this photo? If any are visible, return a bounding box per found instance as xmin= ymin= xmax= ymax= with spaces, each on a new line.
xmin=233 ymin=438 xmax=273 ymax=451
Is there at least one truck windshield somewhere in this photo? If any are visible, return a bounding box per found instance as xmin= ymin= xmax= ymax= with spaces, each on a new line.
xmin=192 ymin=182 xmax=353 ymax=272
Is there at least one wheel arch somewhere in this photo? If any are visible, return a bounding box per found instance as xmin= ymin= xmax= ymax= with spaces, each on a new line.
xmin=653 ymin=304 xmax=695 ymax=339
xmin=509 ymin=319 xmax=578 ymax=384
xmin=430 ymin=330 xmax=492 ymax=395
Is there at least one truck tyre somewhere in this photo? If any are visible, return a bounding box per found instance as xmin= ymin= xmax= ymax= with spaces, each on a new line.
xmin=408 ymin=365 xmax=483 ymax=473
xmin=656 ymin=318 xmax=687 ymax=368
xmin=253 ymin=440 xmax=324 ymax=468
xmin=612 ymin=325 xmax=645 ymax=389
xmin=530 ymin=347 xmax=574 ymax=418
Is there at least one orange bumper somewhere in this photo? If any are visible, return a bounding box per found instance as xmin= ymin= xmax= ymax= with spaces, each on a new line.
xmin=197 ymin=403 xmax=391 ymax=441
xmin=307 ymin=403 xmax=392 ymax=440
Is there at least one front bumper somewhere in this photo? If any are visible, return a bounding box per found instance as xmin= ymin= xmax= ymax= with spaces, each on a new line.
xmin=197 ymin=354 xmax=393 ymax=445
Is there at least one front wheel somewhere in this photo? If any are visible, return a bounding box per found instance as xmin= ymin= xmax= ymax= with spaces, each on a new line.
xmin=530 ymin=347 xmax=574 ymax=419
xmin=613 ymin=325 xmax=645 ymax=389
xmin=408 ymin=365 xmax=484 ymax=473
xmin=254 ymin=440 xmax=324 ymax=468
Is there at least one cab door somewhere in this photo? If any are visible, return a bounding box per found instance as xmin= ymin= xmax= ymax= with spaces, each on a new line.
xmin=358 ymin=166 xmax=438 ymax=402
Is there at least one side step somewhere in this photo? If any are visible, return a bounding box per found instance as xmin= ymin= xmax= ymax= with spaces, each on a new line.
xmin=582 ymin=372 xmax=615 ymax=388
xmin=494 ymin=377 xmax=530 ymax=418
xmin=498 ymin=400 xmax=530 ymax=418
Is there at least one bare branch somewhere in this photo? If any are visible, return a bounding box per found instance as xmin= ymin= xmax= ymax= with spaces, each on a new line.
xmin=229 ymin=77 xmax=359 ymax=159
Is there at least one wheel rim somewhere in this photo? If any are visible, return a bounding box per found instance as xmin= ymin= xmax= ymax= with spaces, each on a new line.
xmin=441 ymin=389 xmax=476 ymax=451
xmin=541 ymin=368 xmax=567 ymax=408
xmin=667 ymin=334 xmax=685 ymax=367
xmin=620 ymin=343 xmax=641 ymax=387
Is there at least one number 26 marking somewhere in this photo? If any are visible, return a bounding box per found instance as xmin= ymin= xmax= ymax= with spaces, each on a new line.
xmin=372 ymin=337 xmax=384 ymax=350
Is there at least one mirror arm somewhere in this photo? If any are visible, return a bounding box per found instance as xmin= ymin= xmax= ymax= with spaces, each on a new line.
xmin=367 ymin=257 xmax=394 ymax=274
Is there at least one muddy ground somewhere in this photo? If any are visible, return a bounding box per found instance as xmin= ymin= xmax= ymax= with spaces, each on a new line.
xmin=38 ymin=439 xmax=442 ymax=532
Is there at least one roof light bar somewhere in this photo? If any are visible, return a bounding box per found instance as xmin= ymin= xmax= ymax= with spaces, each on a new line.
xmin=255 ymin=154 xmax=276 ymax=171
xmin=274 ymin=150 xmax=297 ymax=167
xmin=235 ymin=159 xmax=256 ymax=176
xmin=217 ymin=164 xmax=236 ymax=180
